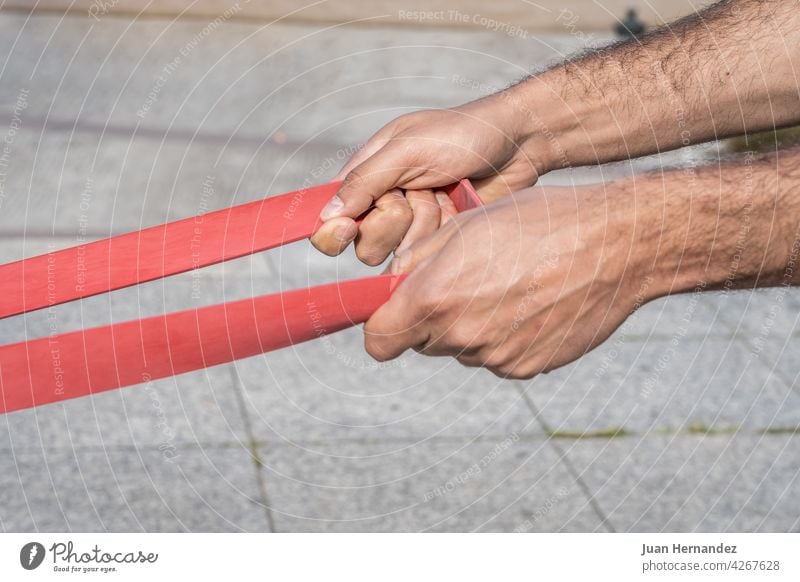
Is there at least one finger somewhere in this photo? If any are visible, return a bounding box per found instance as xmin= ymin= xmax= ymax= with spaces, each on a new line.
xmin=353 ymin=189 xmax=412 ymax=266
xmin=388 ymin=217 xmax=459 ymax=275
xmin=364 ymin=283 xmax=430 ymax=361
xmin=456 ymin=353 xmax=489 ymax=368
xmin=434 ymin=191 xmax=459 ymax=226
xmin=395 ymin=190 xmax=441 ymax=253
xmin=471 ymin=171 xmax=533 ymax=203
xmin=309 ymin=217 xmax=358 ymax=256
xmin=320 ymin=145 xmax=408 ymax=221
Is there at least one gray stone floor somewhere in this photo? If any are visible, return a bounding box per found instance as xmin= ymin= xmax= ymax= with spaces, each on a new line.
xmin=0 ymin=10 xmax=798 ymax=532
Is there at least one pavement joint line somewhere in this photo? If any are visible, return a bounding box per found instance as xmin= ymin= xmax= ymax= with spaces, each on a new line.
xmin=227 ymin=364 xmax=277 ymax=533
xmin=2 ymin=426 xmax=798 ymax=454
xmin=511 ymin=382 xmax=617 ymax=532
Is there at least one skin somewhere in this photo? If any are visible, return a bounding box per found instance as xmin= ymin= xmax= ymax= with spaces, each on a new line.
xmin=311 ymin=0 xmax=800 ymax=377
xmin=370 ymin=153 xmax=800 ymax=377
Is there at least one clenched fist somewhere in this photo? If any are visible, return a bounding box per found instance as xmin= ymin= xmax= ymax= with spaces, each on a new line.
xmin=311 ymin=94 xmax=550 ymax=264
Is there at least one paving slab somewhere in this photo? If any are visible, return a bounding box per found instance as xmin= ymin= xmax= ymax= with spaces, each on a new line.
xmin=0 ymin=362 xmax=245 ymax=451
xmin=0 ymin=444 xmax=268 ymax=532
xmin=0 ymin=14 xmax=589 ymax=140
xmin=0 ymin=258 xmax=267 ymax=449
xmin=529 ymin=332 xmax=800 ymax=436
xmin=722 ymin=289 xmax=800 ymax=362
xmin=747 ymin=335 xmax=800 ymax=400
xmin=617 ymin=290 xmax=754 ymax=341
xmin=259 ymin=436 xmax=604 ymax=532
xmin=563 ymin=433 xmax=800 ymax=532
xmin=0 ymin=123 xmax=357 ymax=234
xmin=234 ymin=334 xmax=541 ymax=445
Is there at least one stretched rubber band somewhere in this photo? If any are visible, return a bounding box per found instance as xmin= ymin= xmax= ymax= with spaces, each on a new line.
xmin=0 ymin=179 xmax=482 ymax=414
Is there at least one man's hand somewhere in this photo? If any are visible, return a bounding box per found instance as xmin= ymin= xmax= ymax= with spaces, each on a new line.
xmin=363 ymin=183 xmax=655 ymax=378
xmin=310 ymin=99 xmax=549 ymax=264
xmin=363 ymin=149 xmax=800 ymax=378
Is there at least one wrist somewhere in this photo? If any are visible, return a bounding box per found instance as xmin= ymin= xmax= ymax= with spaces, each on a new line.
xmin=498 ymin=67 xmax=637 ymax=177
xmin=500 ymin=73 xmax=572 ymax=176
xmin=463 ymin=75 xmax=573 ymax=178
xmin=583 ymin=178 xmax=668 ymax=304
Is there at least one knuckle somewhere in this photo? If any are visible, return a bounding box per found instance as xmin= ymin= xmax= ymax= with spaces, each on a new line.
xmin=456 ymin=354 xmax=482 ymax=368
xmin=490 ymin=356 xmax=540 ymax=380
xmin=364 ymin=337 xmax=390 ymax=362
xmin=309 ymin=235 xmax=344 ymax=256
xmin=416 ymin=285 xmax=444 ymax=317
xmin=487 ymin=365 xmax=511 ymax=379
xmin=484 ymin=351 xmax=507 ymax=370
xmin=487 ymin=359 xmax=515 ymax=379
xmin=383 ymin=199 xmax=412 ymax=221
xmin=395 ymin=111 xmax=425 ymax=128
xmin=513 ymin=367 xmax=539 ymax=380
xmin=405 ymin=190 xmax=431 ymax=205
xmin=478 ymin=347 xmax=515 ymax=376
xmin=356 ymin=245 xmax=388 ymax=266
xmin=342 ymin=169 xmax=368 ymax=193
xmin=408 ymin=194 xmax=440 ymax=217
xmin=445 ymin=326 xmax=481 ymax=351
xmin=404 ymin=190 xmax=426 ymax=203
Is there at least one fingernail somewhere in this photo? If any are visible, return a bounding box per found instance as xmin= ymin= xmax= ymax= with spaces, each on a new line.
xmin=320 ymin=195 xmax=344 ymax=220
xmin=435 ymin=193 xmax=450 ymax=207
xmin=334 ymin=223 xmax=356 ymax=243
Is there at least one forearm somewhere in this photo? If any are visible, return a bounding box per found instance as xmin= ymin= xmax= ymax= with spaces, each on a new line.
xmin=497 ymin=0 xmax=800 ymax=174
xmin=627 ymin=148 xmax=800 ymax=300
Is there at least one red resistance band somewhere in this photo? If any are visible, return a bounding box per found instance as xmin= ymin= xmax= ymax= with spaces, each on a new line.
xmin=0 ymin=180 xmax=482 ymax=414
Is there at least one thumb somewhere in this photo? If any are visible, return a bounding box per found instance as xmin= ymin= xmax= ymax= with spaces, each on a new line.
xmin=333 ymin=138 xmax=388 ymax=181
xmin=320 ymin=146 xmax=408 ymax=221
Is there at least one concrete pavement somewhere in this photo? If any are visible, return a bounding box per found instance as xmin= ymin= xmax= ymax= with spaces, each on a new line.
xmin=0 ymin=8 xmax=797 ymax=532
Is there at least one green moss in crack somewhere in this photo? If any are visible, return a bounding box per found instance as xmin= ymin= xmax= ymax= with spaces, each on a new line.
xmin=762 ymin=426 xmax=800 ymax=435
xmin=546 ymin=426 xmax=630 ymax=440
xmin=685 ymin=422 xmax=739 ymax=435
xmin=247 ymin=438 xmax=264 ymax=469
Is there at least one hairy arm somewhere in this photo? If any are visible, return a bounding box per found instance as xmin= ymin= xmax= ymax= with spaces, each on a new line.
xmin=515 ymin=0 xmax=800 ymax=172
xmin=363 ymin=148 xmax=800 ymax=377
xmin=647 ymin=148 xmax=800 ymax=296
xmin=313 ymin=0 xmax=800 ymax=262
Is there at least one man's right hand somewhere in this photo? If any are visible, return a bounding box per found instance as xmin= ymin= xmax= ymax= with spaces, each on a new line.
xmin=310 ymin=96 xmax=548 ymax=265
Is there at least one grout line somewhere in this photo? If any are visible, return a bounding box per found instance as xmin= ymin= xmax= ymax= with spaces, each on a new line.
xmin=513 ymin=382 xmax=617 ymax=533
xmin=226 ymin=364 xmax=277 ymax=533
xmin=2 ymin=425 xmax=797 ymax=454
